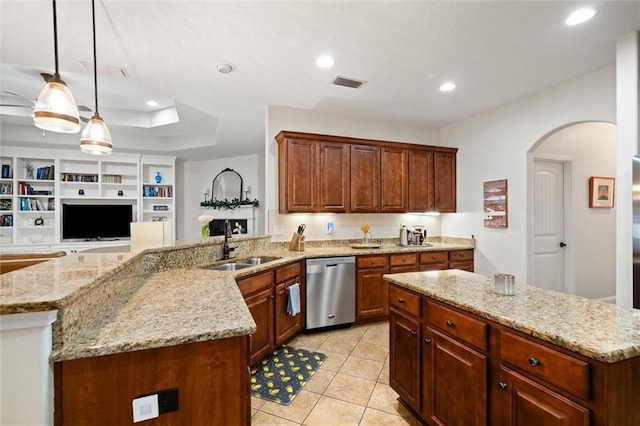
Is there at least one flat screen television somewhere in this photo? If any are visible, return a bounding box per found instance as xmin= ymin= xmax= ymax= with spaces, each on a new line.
xmin=62 ymin=204 xmax=133 ymax=241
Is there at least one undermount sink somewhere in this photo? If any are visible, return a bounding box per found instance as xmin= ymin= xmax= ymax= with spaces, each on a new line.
xmin=236 ymin=256 xmax=282 ymax=265
xmin=202 ymin=263 xmax=252 ymax=271
xmin=200 ymin=256 xmax=282 ymax=272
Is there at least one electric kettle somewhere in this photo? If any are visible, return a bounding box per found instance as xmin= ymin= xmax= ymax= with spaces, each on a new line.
xmin=399 ymin=225 xmax=410 ymax=246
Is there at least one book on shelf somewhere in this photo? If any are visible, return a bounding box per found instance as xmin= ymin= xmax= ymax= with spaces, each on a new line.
xmin=36 ymin=165 xmax=55 ymax=180
xmin=19 ymin=197 xmax=54 ymax=211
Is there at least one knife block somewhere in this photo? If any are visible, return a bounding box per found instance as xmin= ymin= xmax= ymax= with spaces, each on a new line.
xmin=288 ymin=233 xmax=305 ymax=251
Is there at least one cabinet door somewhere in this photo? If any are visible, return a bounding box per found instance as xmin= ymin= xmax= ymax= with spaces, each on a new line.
xmin=390 ymin=308 xmax=421 ymax=411
xmin=319 ymin=142 xmax=350 ymax=212
xmin=350 ymin=145 xmax=380 ymax=212
xmin=423 ymin=327 xmax=487 ymax=426
xmin=498 ymin=367 xmax=589 ymax=426
xmin=274 ymin=278 xmax=304 ymax=347
xmin=434 ymin=151 xmax=456 ymax=212
xmin=380 ymin=147 xmax=408 ymax=212
xmin=280 ymin=139 xmax=317 ymax=212
xmin=245 ymin=287 xmax=275 ymax=366
xmin=408 ymin=149 xmax=435 ymax=211
xmin=356 ymin=266 xmax=388 ymax=319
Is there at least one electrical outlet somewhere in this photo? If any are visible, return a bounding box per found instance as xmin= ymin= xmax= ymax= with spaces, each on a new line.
xmin=132 ymin=394 xmax=159 ymax=423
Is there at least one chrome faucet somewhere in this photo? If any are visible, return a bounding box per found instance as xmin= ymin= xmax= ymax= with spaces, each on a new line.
xmin=222 ymin=220 xmax=235 ymax=259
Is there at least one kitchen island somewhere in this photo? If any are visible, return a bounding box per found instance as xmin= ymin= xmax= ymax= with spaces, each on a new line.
xmin=384 ymin=269 xmax=640 ymax=425
xmin=1 ymin=234 xmax=474 ymax=425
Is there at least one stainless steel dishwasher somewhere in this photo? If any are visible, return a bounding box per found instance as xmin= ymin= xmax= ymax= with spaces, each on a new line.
xmin=305 ymin=256 xmax=356 ymax=331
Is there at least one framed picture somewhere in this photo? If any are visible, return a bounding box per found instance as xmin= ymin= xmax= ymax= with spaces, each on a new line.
xmin=589 ymin=176 xmax=615 ymax=208
xmin=1 ymin=165 xmax=10 ymax=179
xmin=484 ymin=179 xmax=508 ymax=228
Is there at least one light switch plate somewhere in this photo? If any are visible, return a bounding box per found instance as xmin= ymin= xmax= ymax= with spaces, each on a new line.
xmin=132 ymin=394 xmax=159 ymax=423
xmin=326 ymin=222 xmax=334 ymax=234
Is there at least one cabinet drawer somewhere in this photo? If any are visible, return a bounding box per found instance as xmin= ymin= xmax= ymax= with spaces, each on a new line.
xmin=500 ymin=331 xmax=590 ymax=400
xmin=389 ymin=285 xmax=421 ymax=317
xmin=448 ymin=249 xmax=474 ymax=261
xmin=357 ymin=255 xmax=387 ymax=269
xmin=389 ymin=253 xmax=417 ymax=267
xmin=275 ymin=261 xmax=301 ymax=282
xmin=426 ymin=301 xmax=487 ymax=351
xmin=419 ymin=251 xmax=448 ymax=264
xmin=236 ymin=271 xmax=273 ymax=297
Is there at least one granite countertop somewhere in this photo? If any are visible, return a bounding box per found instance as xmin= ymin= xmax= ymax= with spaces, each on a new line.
xmin=0 ymin=235 xmax=475 ymax=362
xmin=384 ymin=269 xmax=640 ymax=363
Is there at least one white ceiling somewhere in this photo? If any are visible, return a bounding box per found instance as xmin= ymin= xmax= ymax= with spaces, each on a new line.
xmin=1 ymin=1 xmax=639 ymax=160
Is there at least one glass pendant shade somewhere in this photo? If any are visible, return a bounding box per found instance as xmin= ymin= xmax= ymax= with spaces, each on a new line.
xmin=33 ymin=74 xmax=81 ymax=133
xmin=80 ymin=113 xmax=113 ymax=155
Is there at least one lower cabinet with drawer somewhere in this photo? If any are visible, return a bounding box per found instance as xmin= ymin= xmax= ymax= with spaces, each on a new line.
xmin=388 ymin=283 xmax=640 ymax=426
xmin=356 ymin=254 xmax=389 ymax=320
xmin=237 ymin=261 xmax=304 ymax=366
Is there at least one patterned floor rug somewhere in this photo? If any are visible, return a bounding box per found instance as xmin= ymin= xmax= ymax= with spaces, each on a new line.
xmin=250 ymin=345 xmax=327 ymax=406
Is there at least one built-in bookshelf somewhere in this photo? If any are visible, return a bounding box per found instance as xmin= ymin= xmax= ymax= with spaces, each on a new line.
xmin=0 ymin=147 xmax=176 ymax=249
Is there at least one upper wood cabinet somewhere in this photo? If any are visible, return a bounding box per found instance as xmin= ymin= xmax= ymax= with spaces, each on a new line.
xmin=276 ymin=131 xmax=457 ymax=214
xmin=350 ymin=145 xmax=380 ymax=212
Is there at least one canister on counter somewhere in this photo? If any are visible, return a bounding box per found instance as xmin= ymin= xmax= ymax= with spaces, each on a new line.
xmin=493 ymin=273 xmax=515 ymax=296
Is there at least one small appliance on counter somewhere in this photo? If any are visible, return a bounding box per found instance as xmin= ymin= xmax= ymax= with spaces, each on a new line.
xmin=399 ymin=225 xmax=411 ymax=246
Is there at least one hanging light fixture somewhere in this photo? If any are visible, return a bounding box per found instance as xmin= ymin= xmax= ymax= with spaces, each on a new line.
xmin=34 ymin=0 xmax=81 ymax=133
xmin=80 ymin=0 xmax=112 ymax=155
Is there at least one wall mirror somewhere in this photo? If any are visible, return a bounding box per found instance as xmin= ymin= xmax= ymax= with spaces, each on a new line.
xmin=211 ymin=168 xmax=243 ymax=201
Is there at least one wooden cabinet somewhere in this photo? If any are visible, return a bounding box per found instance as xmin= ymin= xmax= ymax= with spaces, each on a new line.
xmin=422 ymin=327 xmax=488 ymax=426
xmin=434 ymin=151 xmax=457 ymax=212
xmin=389 ymin=252 xmax=418 ymax=273
xmin=277 ymin=138 xmax=317 ymax=212
xmin=498 ymin=367 xmax=589 ymax=426
xmin=448 ymin=249 xmax=475 ymax=272
xmin=388 ymin=282 xmax=640 ymax=425
xmin=380 ymin=147 xmax=408 ymax=212
xmin=275 ymin=131 xmax=457 ymax=214
xmin=319 ymin=141 xmax=350 ymax=212
xmin=238 ymin=271 xmax=275 ymax=366
xmin=350 ymin=145 xmax=381 ymax=212
xmin=419 ymin=251 xmax=448 ymax=271
xmin=237 ymin=261 xmax=304 ymax=366
xmin=274 ymin=261 xmax=304 ymax=346
xmin=389 ymin=287 xmax=422 ymax=411
xmin=356 ymin=255 xmax=388 ymax=320
xmin=54 ymin=337 xmax=250 ymax=426
xmin=408 ymin=149 xmax=435 ymax=211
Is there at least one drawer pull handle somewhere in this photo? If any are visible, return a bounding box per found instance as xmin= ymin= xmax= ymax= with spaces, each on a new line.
xmin=424 ymin=338 xmax=432 ymax=344
xmin=498 ymin=382 xmax=508 ymax=390
xmin=398 ymin=298 xmax=405 ymax=304
xmin=528 ymin=357 xmax=541 ymax=367
xmin=411 ymin=331 xmax=417 ymax=337
xmin=446 ymin=320 xmax=454 ymax=328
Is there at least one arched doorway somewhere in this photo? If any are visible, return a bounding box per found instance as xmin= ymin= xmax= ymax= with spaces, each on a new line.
xmin=528 ymin=121 xmax=616 ymax=300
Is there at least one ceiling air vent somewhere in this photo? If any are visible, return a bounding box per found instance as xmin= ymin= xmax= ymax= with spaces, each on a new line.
xmin=332 ymin=76 xmax=366 ymax=89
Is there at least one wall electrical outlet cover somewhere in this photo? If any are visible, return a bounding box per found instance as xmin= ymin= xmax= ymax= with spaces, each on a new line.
xmin=132 ymin=394 xmax=159 ymax=423
xmin=326 ymin=222 xmax=334 ymax=234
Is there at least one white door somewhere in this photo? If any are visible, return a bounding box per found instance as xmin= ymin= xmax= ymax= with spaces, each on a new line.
xmin=532 ymin=160 xmax=566 ymax=292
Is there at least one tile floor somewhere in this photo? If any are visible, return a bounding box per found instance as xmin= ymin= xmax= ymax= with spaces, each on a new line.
xmin=251 ymin=321 xmax=419 ymax=425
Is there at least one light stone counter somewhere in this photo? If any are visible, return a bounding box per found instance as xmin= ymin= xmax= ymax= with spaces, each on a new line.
xmin=0 ymin=235 xmax=474 ymax=361
xmin=384 ymin=269 xmax=640 ymax=363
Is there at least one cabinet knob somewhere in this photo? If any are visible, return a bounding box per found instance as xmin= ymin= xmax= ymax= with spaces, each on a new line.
xmin=398 ymin=298 xmax=405 ymax=304
xmin=424 ymin=338 xmax=432 ymax=344
xmin=446 ymin=320 xmax=454 ymax=328
xmin=498 ymin=382 xmax=508 ymax=390
xmin=411 ymin=331 xmax=417 ymax=337
xmin=528 ymin=357 xmax=541 ymax=367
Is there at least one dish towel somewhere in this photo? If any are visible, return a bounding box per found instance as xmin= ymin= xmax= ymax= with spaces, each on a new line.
xmin=287 ymin=283 xmax=300 ymax=316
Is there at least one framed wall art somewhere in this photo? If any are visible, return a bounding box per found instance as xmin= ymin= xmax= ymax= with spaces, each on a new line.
xmin=484 ymin=179 xmax=508 ymax=228
xmin=589 ymin=176 xmax=615 ymax=208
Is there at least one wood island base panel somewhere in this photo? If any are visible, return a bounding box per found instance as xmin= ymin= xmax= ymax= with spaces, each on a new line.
xmin=384 ymin=269 xmax=640 ymax=426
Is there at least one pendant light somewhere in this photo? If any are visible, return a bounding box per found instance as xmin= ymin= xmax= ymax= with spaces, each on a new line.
xmin=34 ymin=0 xmax=81 ymax=133
xmin=80 ymin=0 xmax=112 ymax=155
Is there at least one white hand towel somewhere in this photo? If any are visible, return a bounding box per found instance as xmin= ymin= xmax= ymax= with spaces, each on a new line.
xmin=287 ymin=283 xmax=300 ymax=316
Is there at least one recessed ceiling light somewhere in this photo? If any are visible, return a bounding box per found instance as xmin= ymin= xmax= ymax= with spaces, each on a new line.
xmin=565 ymin=8 xmax=597 ymax=26
xmin=146 ymin=100 xmax=158 ymax=107
xmin=316 ymin=55 xmax=335 ymax=68
xmin=439 ymin=82 xmax=456 ymax=92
